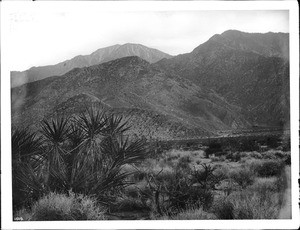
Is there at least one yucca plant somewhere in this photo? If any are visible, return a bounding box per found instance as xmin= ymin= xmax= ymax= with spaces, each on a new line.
xmin=89 ymin=135 xmax=148 ymax=202
xmin=12 ymin=106 xmax=149 ymax=212
xmin=12 ymin=128 xmax=43 ymax=163
xmin=68 ymin=107 xmax=148 ymax=201
xmin=40 ymin=116 xmax=71 ymax=192
xmin=12 ymin=128 xmax=45 ymax=210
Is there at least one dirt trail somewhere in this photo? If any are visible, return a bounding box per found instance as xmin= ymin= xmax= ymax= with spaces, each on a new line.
xmin=278 ymin=166 xmax=291 ymax=219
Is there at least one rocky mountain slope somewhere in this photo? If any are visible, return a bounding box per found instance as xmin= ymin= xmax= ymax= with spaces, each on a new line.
xmin=11 ymin=30 xmax=289 ymax=140
xmin=154 ymin=30 xmax=289 ymax=127
xmin=11 ymin=43 xmax=172 ymax=88
xmin=12 ymin=56 xmax=248 ymax=140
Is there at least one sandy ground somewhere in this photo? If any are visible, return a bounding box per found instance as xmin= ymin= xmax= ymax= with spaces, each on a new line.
xmin=278 ymin=166 xmax=292 ymax=219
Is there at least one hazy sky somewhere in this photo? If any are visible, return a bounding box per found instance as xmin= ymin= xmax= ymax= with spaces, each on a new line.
xmin=8 ymin=8 xmax=288 ymax=71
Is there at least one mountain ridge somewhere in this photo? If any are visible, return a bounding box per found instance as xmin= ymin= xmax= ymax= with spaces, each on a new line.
xmin=12 ymin=56 xmax=249 ymax=140
xmin=154 ymin=30 xmax=289 ymax=127
xmin=11 ymin=43 xmax=172 ymax=88
xmin=11 ymin=30 xmax=290 ymax=140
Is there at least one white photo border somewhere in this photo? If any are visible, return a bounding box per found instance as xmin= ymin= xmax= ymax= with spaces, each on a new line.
xmin=1 ymin=1 xmax=299 ymax=229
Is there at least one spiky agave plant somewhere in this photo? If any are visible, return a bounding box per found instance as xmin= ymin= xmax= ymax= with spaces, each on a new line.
xmin=40 ymin=116 xmax=71 ymax=192
xmin=69 ymin=107 xmax=148 ymax=202
xmin=71 ymin=107 xmax=107 ymax=174
xmin=90 ymin=134 xmax=148 ymax=202
xmin=12 ymin=128 xmax=43 ymax=163
xmin=12 ymin=106 xmax=149 ymax=211
xmin=12 ymin=128 xmax=45 ymax=210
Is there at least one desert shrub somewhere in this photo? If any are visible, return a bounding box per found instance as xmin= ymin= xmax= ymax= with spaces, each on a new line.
xmin=213 ymin=165 xmax=230 ymax=180
xmin=165 ymin=154 xmax=180 ymax=162
xmin=165 ymin=185 xmax=214 ymax=212
xmin=226 ymin=152 xmax=241 ymax=162
xmin=273 ymin=150 xmax=286 ymax=159
xmin=239 ymin=152 xmax=248 ymax=158
xmin=197 ymin=190 xmax=214 ymax=210
xmin=211 ymin=198 xmax=234 ymax=219
xmin=226 ymin=139 xmax=241 ymax=151
xmin=284 ymin=154 xmax=291 ymax=165
xmin=124 ymin=185 xmax=140 ymax=198
xmin=144 ymin=164 xmax=219 ymax=215
xmin=227 ymin=190 xmax=281 ymax=219
xmin=111 ymin=196 xmax=151 ymax=212
xmin=252 ymin=160 xmax=285 ymax=177
xmin=282 ymin=140 xmax=291 ymax=151
xmin=30 ymin=192 xmax=106 ymax=220
xmin=204 ymin=142 xmax=222 ymax=158
xmin=143 ymin=161 xmax=174 ymax=176
xmin=210 ymin=156 xmax=219 ymax=162
xmin=191 ymin=164 xmax=224 ymax=190
xmin=261 ymin=151 xmax=277 ymax=160
xmin=248 ymin=151 xmax=263 ymax=159
xmin=215 ymin=179 xmax=240 ymax=196
xmin=159 ymin=207 xmax=217 ymax=220
xmin=250 ymin=177 xmax=278 ymax=194
xmin=160 ymin=150 xmax=182 ymax=165
xmin=266 ymin=136 xmax=280 ymax=148
xmin=239 ymin=140 xmax=260 ymax=152
xmin=170 ymin=170 xmax=213 ymax=209
xmin=176 ymin=156 xmax=192 ymax=172
xmin=229 ymin=167 xmax=254 ymax=188
xmin=155 ymin=170 xmax=177 ymax=183
xmin=275 ymin=166 xmax=290 ymax=208
xmin=14 ymin=208 xmax=32 ymax=221
xmin=132 ymin=170 xmax=148 ymax=182
xmin=211 ymin=155 xmax=227 ymax=162
xmin=212 ymin=188 xmax=282 ymax=219
xmin=179 ymin=155 xmax=192 ymax=163
xmin=214 ymin=151 xmax=227 ymax=157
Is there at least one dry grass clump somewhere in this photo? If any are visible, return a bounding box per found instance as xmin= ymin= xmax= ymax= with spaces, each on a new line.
xmin=14 ymin=192 xmax=106 ymax=221
xmin=228 ymin=167 xmax=255 ymax=188
xmin=228 ymin=190 xmax=281 ymax=219
xmin=211 ymin=197 xmax=235 ymax=219
xmin=135 ymin=158 xmax=175 ymax=177
xmin=210 ymin=155 xmax=226 ymax=162
xmin=211 ymin=189 xmax=281 ymax=219
xmin=249 ymin=160 xmax=285 ymax=177
xmin=14 ymin=208 xmax=32 ymax=221
xmin=250 ymin=177 xmax=279 ymax=192
xmin=211 ymin=170 xmax=286 ymax=220
xmin=249 ymin=151 xmax=263 ymax=159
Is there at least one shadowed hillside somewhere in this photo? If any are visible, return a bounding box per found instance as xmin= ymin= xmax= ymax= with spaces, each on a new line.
xmin=154 ymin=30 xmax=289 ymax=127
xmin=11 ymin=30 xmax=289 ymax=140
xmin=12 ymin=56 xmax=249 ymax=140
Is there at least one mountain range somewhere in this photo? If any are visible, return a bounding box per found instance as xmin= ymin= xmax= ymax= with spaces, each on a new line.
xmin=11 ymin=43 xmax=172 ymax=88
xmin=11 ymin=30 xmax=290 ymax=140
xmin=154 ymin=30 xmax=289 ymax=126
